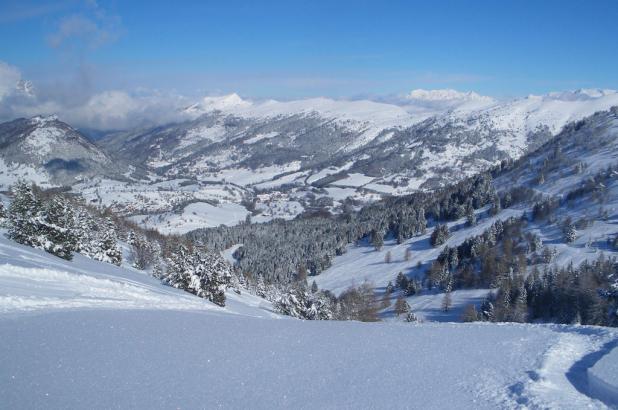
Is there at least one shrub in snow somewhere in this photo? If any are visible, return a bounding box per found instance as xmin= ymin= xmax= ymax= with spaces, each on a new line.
xmin=430 ymin=224 xmax=450 ymax=247
xmin=162 ymin=244 xmax=232 ymax=307
xmin=8 ymin=182 xmax=77 ymax=260
xmin=74 ymin=209 xmax=122 ymax=266
xmin=273 ymin=286 xmax=334 ymax=320
xmin=405 ymin=311 xmax=418 ymax=322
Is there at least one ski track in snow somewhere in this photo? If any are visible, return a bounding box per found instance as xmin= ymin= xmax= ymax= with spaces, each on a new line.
xmin=508 ymin=329 xmax=618 ymax=409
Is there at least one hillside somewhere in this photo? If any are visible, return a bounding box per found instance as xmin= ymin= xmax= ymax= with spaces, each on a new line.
xmin=0 ymin=116 xmax=121 ymax=188
xmin=1 ymin=90 xmax=616 ymax=235
xmin=89 ymin=90 xmax=618 ymax=231
xmin=312 ymin=107 xmax=618 ymax=322
xmin=1 ymin=233 xmax=617 ymax=409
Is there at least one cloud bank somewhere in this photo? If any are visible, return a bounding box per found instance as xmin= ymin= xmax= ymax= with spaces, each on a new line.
xmin=0 ymin=61 xmax=198 ymax=130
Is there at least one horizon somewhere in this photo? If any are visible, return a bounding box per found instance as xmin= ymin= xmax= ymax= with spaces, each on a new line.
xmin=1 ymin=0 xmax=618 ymax=129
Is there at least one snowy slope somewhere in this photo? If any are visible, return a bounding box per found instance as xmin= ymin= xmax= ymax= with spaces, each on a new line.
xmin=0 ymin=233 xmax=617 ymax=409
xmin=0 ymin=116 xmax=120 ymax=188
xmin=1 ymin=90 xmax=617 ymax=235
xmin=316 ymin=108 xmax=618 ymax=321
xmin=92 ymin=89 xmax=618 ymax=233
xmin=0 ymin=234 xmax=272 ymax=318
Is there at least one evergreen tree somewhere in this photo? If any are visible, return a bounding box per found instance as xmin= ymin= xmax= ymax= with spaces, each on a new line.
xmin=394 ymin=296 xmax=410 ymax=316
xmin=7 ymin=182 xmax=42 ymax=247
xmin=372 ymin=229 xmax=384 ymax=251
xmin=395 ymin=272 xmax=409 ymax=292
xmin=441 ymin=280 xmax=453 ymax=312
xmin=564 ymin=223 xmax=577 ymax=243
xmin=461 ymin=304 xmax=478 ymax=322
xmin=466 ymin=209 xmax=477 ymax=227
xmin=430 ymin=224 xmax=450 ymax=247
xmin=404 ymin=248 xmax=412 ymax=262
xmin=8 ymin=183 xmax=76 ymax=260
xmin=385 ymin=250 xmax=392 ymax=264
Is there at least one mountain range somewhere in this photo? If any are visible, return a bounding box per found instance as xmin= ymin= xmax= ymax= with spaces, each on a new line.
xmin=1 ymin=88 xmax=617 ymax=231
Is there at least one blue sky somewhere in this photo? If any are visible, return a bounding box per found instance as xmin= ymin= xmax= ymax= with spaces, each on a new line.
xmin=1 ymin=0 xmax=618 ymax=99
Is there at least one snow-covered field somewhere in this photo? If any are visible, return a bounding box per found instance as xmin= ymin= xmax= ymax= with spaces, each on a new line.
xmin=1 ymin=233 xmax=617 ymax=409
xmin=131 ymin=201 xmax=250 ymax=235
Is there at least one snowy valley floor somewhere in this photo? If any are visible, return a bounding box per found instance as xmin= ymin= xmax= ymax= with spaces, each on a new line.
xmin=1 ymin=237 xmax=618 ymax=409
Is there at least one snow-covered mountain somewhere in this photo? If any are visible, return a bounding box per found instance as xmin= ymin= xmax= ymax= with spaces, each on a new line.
xmin=1 ymin=96 xmax=618 ymax=409
xmin=314 ymin=107 xmax=618 ymax=322
xmin=101 ymin=89 xmax=618 ymax=193
xmin=0 ymin=116 xmax=122 ymax=188
xmin=1 ymin=89 xmax=617 ymax=232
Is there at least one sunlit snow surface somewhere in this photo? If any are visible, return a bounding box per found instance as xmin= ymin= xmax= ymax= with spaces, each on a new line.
xmin=0 ymin=234 xmax=617 ymax=409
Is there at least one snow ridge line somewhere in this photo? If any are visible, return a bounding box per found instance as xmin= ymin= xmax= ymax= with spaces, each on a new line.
xmin=0 ymin=264 xmax=215 ymax=314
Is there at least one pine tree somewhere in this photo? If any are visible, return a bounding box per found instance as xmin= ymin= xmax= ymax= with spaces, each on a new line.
xmin=394 ymin=296 xmax=410 ymax=316
xmin=430 ymin=224 xmax=450 ymax=247
xmin=512 ymin=284 xmax=528 ymax=323
xmin=441 ymin=278 xmax=453 ymax=312
xmin=8 ymin=183 xmax=77 ymax=260
xmin=480 ymin=298 xmax=495 ymax=322
xmin=466 ymin=209 xmax=477 ymax=227
xmin=93 ymin=218 xmax=122 ymax=265
xmin=7 ymin=182 xmax=42 ymax=247
xmin=385 ymin=251 xmax=392 ymax=264
xmin=0 ymin=202 xmax=7 ymax=225
xmin=39 ymin=196 xmax=77 ymax=260
xmin=461 ymin=304 xmax=478 ymax=322
xmin=372 ymin=230 xmax=384 ymax=251
xmin=564 ymin=223 xmax=577 ymax=243
xmin=395 ymin=272 xmax=409 ymax=291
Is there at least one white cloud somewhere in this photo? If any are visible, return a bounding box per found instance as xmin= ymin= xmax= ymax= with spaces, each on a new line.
xmin=406 ymin=89 xmax=494 ymax=103
xmin=46 ymin=1 xmax=122 ymax=50
xmin=62 ymin=90 xmax=193 ymax=130
xmin=0 ymin=61 xmax=196 ymax=130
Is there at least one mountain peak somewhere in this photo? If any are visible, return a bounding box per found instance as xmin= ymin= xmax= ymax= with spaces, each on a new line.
xmin=30 ymin=114 xmax=60 ymax=125
xmin=185 ymin=93 xmax=252 ymax=116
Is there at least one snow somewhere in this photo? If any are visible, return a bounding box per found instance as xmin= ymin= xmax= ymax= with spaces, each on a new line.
xmin=1 ymin=309 xmax=616 ymax=409
xmin=207 ymin=162 xmax=302 ymax=186
xmin=244 ymin=131 xmax=280 ymax=144
xmin=315 ymin=208 xmax=523 ymax=296
xmin=131 ymin=201 xmax=250 ymax=235
xmin=253 ymin=170 xmax=309 ymax=189
xmin=518 ymin=330 xmax=618 ymax=409
xmin=589 ymin=342 xmax=618 ymax=406
xmin=331 ymin=172 xmax=375 ymax=188
xmin=175 ymin=123 xmax=227 ymax=150
xmin=0 ymin=232 xmax=272 ymax=317
xmin=0 ymin=157 xmax=53 ymax=189
xmin=0 ymin=236 xmax=215 ymax=314
xmin=21 ymin=124 xmax=64 ymax=158
xmin=0 ymin=229 xmax=617 ymax=408
xmin=407 ymin=88 xmax=495 ymax=103
xmin=402 ymin=288 xmax=492 ymax=322
xmin=221 ymin=243 xmax=243 ymax=265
